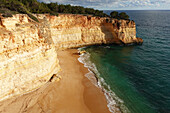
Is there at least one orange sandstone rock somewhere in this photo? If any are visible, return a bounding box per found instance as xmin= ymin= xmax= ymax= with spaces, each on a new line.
xmin=0 ymin=14 xmax=143 ymax=101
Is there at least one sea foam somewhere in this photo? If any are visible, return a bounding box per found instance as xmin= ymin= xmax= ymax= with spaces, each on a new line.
xmin=78 ymin=48 xmax=130 ymax=113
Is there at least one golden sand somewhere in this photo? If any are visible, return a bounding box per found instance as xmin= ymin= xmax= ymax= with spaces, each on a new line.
xmin=0 ymin=49 xmax=110 ymax=113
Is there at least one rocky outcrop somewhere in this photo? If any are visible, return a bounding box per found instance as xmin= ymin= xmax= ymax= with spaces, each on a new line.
xmin=0 ymin=14 xmax=60 ymax=101
xmin=43 ymin=14 xmax=142 ymax=49
xmin=0 ymin=14 xmax=143 ymax=101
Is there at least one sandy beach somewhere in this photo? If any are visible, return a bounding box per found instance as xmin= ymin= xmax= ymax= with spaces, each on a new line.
xmin=0 ymin=49 xmax=110 ymax=113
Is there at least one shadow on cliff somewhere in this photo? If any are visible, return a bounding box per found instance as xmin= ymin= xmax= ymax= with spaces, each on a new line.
xmin=100 ymin=19 xmax=123 ymax=45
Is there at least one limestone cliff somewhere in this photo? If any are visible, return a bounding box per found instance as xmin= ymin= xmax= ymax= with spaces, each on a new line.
xmin=44 ymin=14 xmax=143 ymax=49
xmin=0 ymin=14 xmax=60 ymax=101
xmin=0 ymin=14 xmax=143 ymax=101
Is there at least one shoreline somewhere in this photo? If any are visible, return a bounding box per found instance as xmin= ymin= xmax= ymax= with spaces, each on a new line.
xmin=78 ymin=49 xmax=123 ymax=113
xmin=57 ymin=49 xmax=111 ymax=113
xmin=0 ymin=49 xmax=111 ymax=113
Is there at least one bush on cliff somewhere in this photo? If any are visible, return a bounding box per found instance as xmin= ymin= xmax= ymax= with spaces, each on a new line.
xmin=119 ymin=12 xmax=129 ymax=20
xmin=110 ymin=11 xmax=118 ymax=18
xmin=110 ymin=11 xmax=129 ymax=20
xmin=0 ymin=0 xmax=39 ymax=22
xmin=0 ymin=8 xmax=15 ymax=17
xmin=0 ymin=0 xmax=108 ymax=20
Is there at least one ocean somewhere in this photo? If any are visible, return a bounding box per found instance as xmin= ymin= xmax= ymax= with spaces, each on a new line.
xmin=79 ymin=10 xmax=170 ymax=113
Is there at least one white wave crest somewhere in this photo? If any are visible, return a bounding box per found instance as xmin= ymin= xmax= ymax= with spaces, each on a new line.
xmin=78 ymin=49 xmax=130 ymax=113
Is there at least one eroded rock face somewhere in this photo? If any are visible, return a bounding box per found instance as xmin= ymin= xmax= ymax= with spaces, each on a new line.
xmin=42 ymin=14 xmax=142 ymax=49
xmin=0 ymin=14 xmax=143 ymax=101
xmin=0 ymin=14 xmax=60 ymax=101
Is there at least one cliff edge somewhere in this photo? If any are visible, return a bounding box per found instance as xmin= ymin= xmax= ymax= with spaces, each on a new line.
xmin=46 ymin=14 xmax=143 ymax=48
xmin=0 ymin=14 xmax=143 ymax=101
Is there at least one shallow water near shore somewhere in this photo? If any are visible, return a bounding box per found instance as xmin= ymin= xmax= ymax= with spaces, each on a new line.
xmin=80 ymin=10 xmax=170 ymax=113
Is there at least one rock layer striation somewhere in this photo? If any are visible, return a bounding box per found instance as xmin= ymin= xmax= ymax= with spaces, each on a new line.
xmin=0 ymin=14 xmax=143 ymax=101
xmin=45 ymin=14 xmax=143 ymax=49
xmin=0 ymin=14 xmax=60 ymax=101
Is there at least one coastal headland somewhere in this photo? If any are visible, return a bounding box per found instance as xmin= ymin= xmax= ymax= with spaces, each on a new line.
xmin=0 ymin=14 xmax=143 ymax=112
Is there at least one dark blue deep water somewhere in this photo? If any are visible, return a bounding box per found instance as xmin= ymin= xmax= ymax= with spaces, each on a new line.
xmin=82 ymin=11 xmax=170 ymax=113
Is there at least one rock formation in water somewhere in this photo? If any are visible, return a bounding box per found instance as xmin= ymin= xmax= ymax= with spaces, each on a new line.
xmin=0 ymin=14 xmax=143 ymax=101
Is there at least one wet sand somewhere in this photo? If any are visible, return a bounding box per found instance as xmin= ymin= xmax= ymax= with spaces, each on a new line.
xmin=0 ymin=49 xmax=110 ymax=113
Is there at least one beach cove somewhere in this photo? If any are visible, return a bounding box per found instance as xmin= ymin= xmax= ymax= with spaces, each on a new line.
xmin=0 ymin=0 xmax=169 ymax=113
xmin=0 ymin=13 xmax=142 ymax=113
xmin=0 ymin=49 xmax=112 ymax=113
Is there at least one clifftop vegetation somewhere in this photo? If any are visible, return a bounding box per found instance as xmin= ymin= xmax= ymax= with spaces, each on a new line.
xmin=0 ymin=0 xmax=108 ymax=21
xmin=0 ymin=0 xmax=130 ymax=21
xmin=110 ymin=11 xmax=129 ymax=20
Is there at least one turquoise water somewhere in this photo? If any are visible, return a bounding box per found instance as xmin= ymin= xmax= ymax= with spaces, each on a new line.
xmin=82 ymin=11 xmax=170 ymax=113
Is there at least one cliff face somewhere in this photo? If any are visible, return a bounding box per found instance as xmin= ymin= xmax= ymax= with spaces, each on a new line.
xmin=0 ymin=14 xmax=60 ymax=101
xmin=44 ymin=14 xmax=142 ymax=49
xmin=0 ymin=14 xmax=142 ymax=101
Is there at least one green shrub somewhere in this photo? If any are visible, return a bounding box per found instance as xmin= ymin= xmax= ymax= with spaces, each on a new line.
xmin=110 ymin=11 xmax=129 ymax=20
xmin=0 ymin=8 xmax=15 ymax=17
xmin=0 ymin=0 xmax=108 ymax=18
xmin=110 ymin=11 xmax=118 ymax=18
xmin=119 ymin=12 xmax=129 ymax=20
xmin=2 ymin=12 xmax=13 ymax=17
xmin=27 ymin=13 xmax=39 ymax=22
